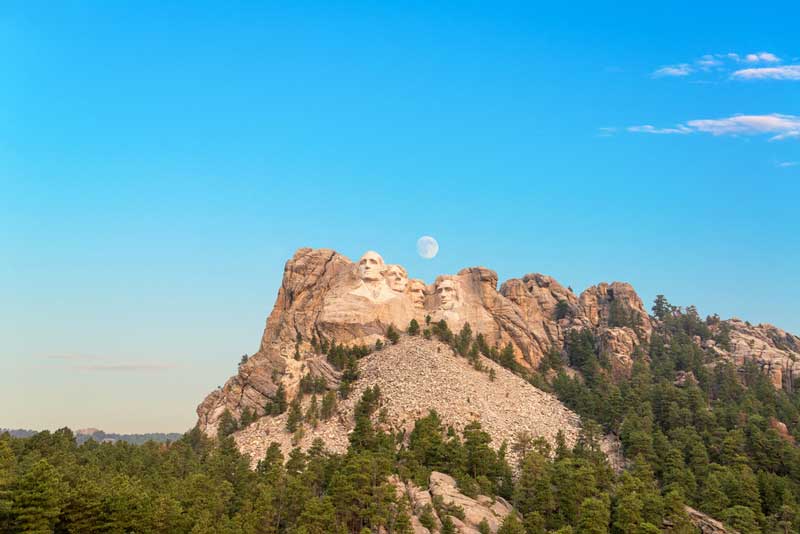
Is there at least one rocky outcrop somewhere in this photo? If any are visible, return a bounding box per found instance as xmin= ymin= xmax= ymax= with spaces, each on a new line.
xmin=429 ymin=472 xmax=514 ymax=533
xmin=598 ymin=327 xmax=641 ymax=379
xmin=683 ymin=506 xmax=739 ymax=534
xmin=499 ymin=273 xmax=579 ymax=355
xmin=578 ymin=282 xmax=652 ymax=338
xmin=197 ymin=248 xmax=659 ymax=435
xmin=700 ymin=319 xmax=800 ymax=392
xmin=389 ymin=472 xmax=513 ymax=534
xmin=232 ymin=336 xmax=627 ymax=469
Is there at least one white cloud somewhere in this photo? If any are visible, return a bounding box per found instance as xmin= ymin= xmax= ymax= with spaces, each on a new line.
xmin=696 ymin=54 xmax=723 ymax=70
xmin=777 ymin=161 xmax=798 ymax=168
xmin=652 ymin=64 xmax=692 ymax=77
xmin=627 ymin=125 xmax=692 ymax=135
xmin=745 ymin=52 xmax=781 ymax=63
xmin=650 ymin=52 xmax=790 ymax=80
xmin=732 ymin=65 xmax=800 ymax=80
xmin=628 ymin=114 xmax=800 ymax=141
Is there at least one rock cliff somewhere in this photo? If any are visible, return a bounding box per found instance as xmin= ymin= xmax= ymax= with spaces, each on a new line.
xmin=198 ymin=248 xmax=656 ymax=435
xmin=197 ymin=247 xmax=800 ymax=440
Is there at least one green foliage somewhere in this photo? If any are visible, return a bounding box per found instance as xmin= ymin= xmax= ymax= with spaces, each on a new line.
xmin=299 ymin=374 xmax=327 ymax=395
xmin=407 ymin=319 xmax=420 ymax=336
xmin=13 ymin=459 xmax=63 ymax=533
xmin=418 ymin=504 xmax=436 ymax=531
xmin=266 ymin=383 xmax=288 ymax=416
xmin=217 ymin=409 xmax=239 ymax=439
xmin=8 ymin=296 xmax=800 ymax=533
xmin=432 ymin=320 xmax=453 ymax=343
xmin=555 ymin=299 xmax=570 ymax=320
xmin=320 ymin=391 xmax=337 ymax=420
xmin=544 ymin=295 xmax=800 ymax=533
xmin=386 ymin=324 xmax=400 ymax=345
xmin=497 ymin=513 xmax=525 ymax=534
xmin=286 ymin=397 xmax=303 ymax=433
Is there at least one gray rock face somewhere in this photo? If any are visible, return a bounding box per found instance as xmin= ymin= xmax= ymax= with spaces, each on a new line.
xmin=389 ymin=472 xmax=514 ymax=534
xmin=232 ymin=336 xmax=628 ymax=469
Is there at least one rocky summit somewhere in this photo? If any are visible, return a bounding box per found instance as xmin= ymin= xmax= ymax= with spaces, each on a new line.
xmin=197 ymin=247 xmax=800 ymax=444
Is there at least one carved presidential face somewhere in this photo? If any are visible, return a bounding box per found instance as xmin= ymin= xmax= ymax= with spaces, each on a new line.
xmin=408 ymin=279 xmax=427 ymax=308
xmin=383 ymin=265 xmax=408 ymax=292
xmin=358 ymin=251 xmax=385 ymax=282
xmin=436 ymin=279 xmax=459 ymax=310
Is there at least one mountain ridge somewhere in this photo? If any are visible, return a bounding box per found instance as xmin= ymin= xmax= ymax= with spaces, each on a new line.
xmin=197 ymin=247 xmax=800 ymax=438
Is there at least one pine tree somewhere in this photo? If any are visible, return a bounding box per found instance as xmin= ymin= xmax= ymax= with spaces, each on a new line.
xmin=721 ymin=505 xmax=761 ymax=534
xmin=296 ymin=496 xmax=341 ymax=534
xmin=440 ymin=515 xmax=457 ymax=534
xmin=306 ymin=395 xmax=320 ymax=428
xmin=268 ymin=383 xmax=288 ymax=415
xmin=286 ymin=397 xmax=303 ymax=433
xmin=386 ymin=324 xmax=400 ymax=344
xmin=576 ymin=496 xmax=610 ymax=534
xmin=321 ymin=391 xmax=337 ymax=420
xmin=522 ymin=511 xmax=546 ymax=534
xmin=497 ymin=513 xmax=526 ymax=534
xmin=612 ymin=493 xmax=643 ymax=534
xmin=217 ymin=409 xmax=239 ymax=439
xmin=514 ymin=452 xmax=555 ymax=517
xmin=463 ymin=422 xmax=495 ymax=480
xmin=0 ymin=440 xmax=14 ymax=525
xmin=12 ymin=459 xmax=63 ymax=534
xmin=407 ymin=319 xmax=420 ymax=336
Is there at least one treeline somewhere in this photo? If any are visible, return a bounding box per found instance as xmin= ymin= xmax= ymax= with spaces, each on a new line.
xmin=541 ymin=295 xmax=800 ymax=533
xmin=0 ymin=388 xmax=695 ymax=534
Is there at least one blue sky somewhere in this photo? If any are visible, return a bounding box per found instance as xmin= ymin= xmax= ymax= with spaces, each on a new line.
xmin=2 ymin=1 xmax=798 ymax=432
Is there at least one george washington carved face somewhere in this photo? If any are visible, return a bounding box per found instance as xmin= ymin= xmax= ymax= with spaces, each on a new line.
xmin=436 ymin=279 xmax=459 ymax=310
xmin=383 ymin=264 xmax=408 ymax=292
xmin=408 ymin=279 xmax=427 ymax=308
xmin=358 ymin=251 xmax=385 ymax=282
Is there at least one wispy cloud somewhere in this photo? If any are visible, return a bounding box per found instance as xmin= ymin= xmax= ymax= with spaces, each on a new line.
xmin=43 ymin=354 xmax=177 ymax=372
xmin=732 ymin=65 xmax=800 ymax=80
xmin=597 ymin=127 xmax=617 ymax=137
xmin=777 ymin=161 xmax=799 ymax=168
xmin=651 ymin=52 xmax=793 ymax=81
xmin=73 ymin=363 xmax=177 ymax=372
xmin=627 ymin=125 xmax=692 ymax=135
xmin=628 ymin=114 xmax=800 ymax=141
xmin=652 ymin=64 xmax=693 ymax=77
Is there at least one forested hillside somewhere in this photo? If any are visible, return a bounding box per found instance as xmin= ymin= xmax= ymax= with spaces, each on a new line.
xmin=3 ymin=296 xmax=800 ymax=533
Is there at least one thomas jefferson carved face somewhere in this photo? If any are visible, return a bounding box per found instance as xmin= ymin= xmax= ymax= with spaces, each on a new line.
xmin=408 ymin=279 xmax=426 ymax=308
xmin=358 ymin=251 xmax=385 ymax=282
xmin=383 ymin=264 xmax=408 ymax=292
xmin=436 ymin=279 xmax=459 ymax=310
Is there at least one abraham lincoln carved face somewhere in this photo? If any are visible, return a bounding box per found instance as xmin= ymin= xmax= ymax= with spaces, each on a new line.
xmin=436 ymin=279 xmax=459 ymax=310
xmin=358 ymin=251 xmax=384 ymax=282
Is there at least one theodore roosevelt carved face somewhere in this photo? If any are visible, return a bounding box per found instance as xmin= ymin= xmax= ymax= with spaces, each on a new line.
xmin=383 ymin=264 xmax=408 ymax=293
xmin=408 ymin=279 xmax=427 ymax=309
xmin=358 ymin=251 xmax=384 ymax=282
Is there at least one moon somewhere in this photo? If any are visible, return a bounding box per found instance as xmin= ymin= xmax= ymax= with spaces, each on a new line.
xmin=417 ymin=236 xmax=439 ymax=259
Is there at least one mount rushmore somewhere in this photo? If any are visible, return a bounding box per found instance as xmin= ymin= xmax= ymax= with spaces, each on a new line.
xmin=196 ymin=247 xmax=800 ymax=437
